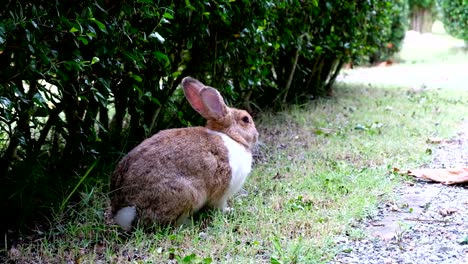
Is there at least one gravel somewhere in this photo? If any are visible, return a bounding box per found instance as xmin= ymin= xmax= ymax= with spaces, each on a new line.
xmin=330 ymin=126 xmax=468 ymax=264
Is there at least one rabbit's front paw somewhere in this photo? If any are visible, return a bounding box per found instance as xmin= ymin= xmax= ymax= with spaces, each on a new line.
xmin=212 ymin=199 xmax=230 ymax=212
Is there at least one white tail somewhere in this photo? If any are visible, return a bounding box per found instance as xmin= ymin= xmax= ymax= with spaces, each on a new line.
xmin=114 ymin=206 xmax=136 ymax=231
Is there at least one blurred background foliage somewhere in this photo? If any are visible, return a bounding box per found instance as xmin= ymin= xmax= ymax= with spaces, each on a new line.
xmin=438 ymin=0 xmax=467 ymax=44
xmin=408 ymin=0 xmax=437 ymax=33
xmin=0 ymin=0 xmax=465 ymax=232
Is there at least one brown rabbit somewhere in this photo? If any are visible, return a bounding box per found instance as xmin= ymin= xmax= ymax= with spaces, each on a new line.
xmin=110 ymin=77 xmax=259 ymax=231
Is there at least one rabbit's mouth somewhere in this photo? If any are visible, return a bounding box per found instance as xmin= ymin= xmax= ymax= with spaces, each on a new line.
xmin=245 ymin=130 xmax=259 ymax=150
xmin=248 ymin=132 xmax=260 ymax=152
xmin=251 ymin=140 xmax=265 ymax=163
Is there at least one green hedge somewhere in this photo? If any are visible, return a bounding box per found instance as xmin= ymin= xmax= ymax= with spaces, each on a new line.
xmin=438 ymin=0 xmax=468 ymax=42
xmin=0 ymin=0 xmax=403 ymax=230
xmin=368 ymin=0 xmax=409 ymax=63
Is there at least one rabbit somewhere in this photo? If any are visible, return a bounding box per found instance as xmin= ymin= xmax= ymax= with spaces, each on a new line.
xmin=110 ymin=77 xmax=259 ymax=231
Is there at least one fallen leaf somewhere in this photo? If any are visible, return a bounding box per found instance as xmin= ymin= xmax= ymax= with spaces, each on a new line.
xmin=377 ymin=60 xmax=393 ymax=67
xmin=407 ymin=168 xmax=468 ymax=184
xmin=426 ymin=137 xmax=453 ymax=144
xmin=426 ymin=137 xmax=444 ymax=144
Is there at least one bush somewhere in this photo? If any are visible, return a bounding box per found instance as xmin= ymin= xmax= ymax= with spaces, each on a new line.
xmin=0 ymin=0 xmax=224 ymax=230
xmin=368 ymin=0 xmax=409 ymax=64
xmin=438 ymin=0 xmax=468 ymax=43
xmin=0 ymin=0 xmax=402 ymax=231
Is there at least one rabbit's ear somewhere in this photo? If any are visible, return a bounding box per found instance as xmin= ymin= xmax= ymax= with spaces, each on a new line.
xmin=182 ymin=77 xmax=227 ymax=120
xmin=182 ymin=77 xmax=206 ymax=114
xmin=200 ymin=88 xmax=227 ymax=120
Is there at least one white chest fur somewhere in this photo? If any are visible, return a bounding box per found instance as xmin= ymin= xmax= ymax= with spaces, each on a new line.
xmin=207 ymin=130 xmax=252 ymax=197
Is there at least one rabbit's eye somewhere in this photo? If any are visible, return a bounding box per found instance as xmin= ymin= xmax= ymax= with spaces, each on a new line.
xmin=241 ymin=116 xmax=250 ymax=124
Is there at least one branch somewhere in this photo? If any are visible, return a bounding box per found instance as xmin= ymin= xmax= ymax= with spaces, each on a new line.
xmin=0 ymin=80 xmax=38 ymax=178
xmin=282 ymin=47 xmax=300 ymax=103
xmin=325 ymin=58 xmax=345 ymax=95
xmin=34 ymin=103 xmax=64 ymax=155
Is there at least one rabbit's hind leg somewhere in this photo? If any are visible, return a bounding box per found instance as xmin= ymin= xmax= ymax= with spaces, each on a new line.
xmin=140 ymin=178 xmax=207 ymax=227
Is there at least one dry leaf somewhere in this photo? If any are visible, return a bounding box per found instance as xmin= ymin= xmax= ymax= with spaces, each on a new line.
xmin=407 ymin=168 xmax=468 ymax=184
xmin=426 ymin=137 xmax=444 ymax=144
xmin=377 ymin=60 xmax=394 ymax=67
xmin=393 ymin=167 xmax=405 ymax=174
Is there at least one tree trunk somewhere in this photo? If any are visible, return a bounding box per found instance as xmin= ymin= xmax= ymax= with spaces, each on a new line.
xmin=410 ymin=7 xmax=433 ymax=33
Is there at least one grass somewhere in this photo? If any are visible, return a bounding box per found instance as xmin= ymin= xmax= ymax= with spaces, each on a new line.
xmin=5 ymin=82 xmax=468 ymax=263
xmin=4 ymin=28 xmax=468 ymax=263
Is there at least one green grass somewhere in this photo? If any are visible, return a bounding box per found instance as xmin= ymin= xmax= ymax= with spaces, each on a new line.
xmin=5 ymin=83 xmax=468 ymax=263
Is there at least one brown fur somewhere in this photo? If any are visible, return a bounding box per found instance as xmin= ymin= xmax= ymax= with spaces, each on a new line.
xmin=110 ymin=77 xmax=258 ymax=228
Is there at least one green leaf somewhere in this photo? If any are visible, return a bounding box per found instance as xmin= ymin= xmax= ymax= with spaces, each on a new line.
xmin=69 ymin=27 xmax=79 ymax=33
xmin=86 ymin=32 xmax=96 ymax=38
xmin=149 ymin=32 xmax=165 ymax=43
xmin=77 ymin=36 xmax=89 ymax=45
xmin=0 ymin=28 xmax=5 ymax=45
xmin=163 ymin=12 xmax=174 ymax=19
xmin=91 ymin=57 xmax=100 ymax=64
xmin=32 ymin=92 xmax=46 ymax=105
xmin=28 ymin=44 xmax=35 ymax=53
xmin=132 ymin=74 xmax=143 ymax=82
xmin=202 ymin=257 xmax=213 ymax=264
xmin=182 ymin=253 xmax=196 ymax=262
xmin=93 ymin=19 xmax=107 ymax=33
xmin=270 ymin=257 xmax=282 ymax=264
xmin=172 ymin=71 xmax=182 ymax=78
xmin=153 ymin=51 xmax=170 ymax=67
xmin=0 ymin=97 xmax=12 ymax=108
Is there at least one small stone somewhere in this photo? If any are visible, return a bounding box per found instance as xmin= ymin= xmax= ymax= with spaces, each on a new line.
xmin=334 ymin=236 xmax=348 ymax=244
xmin=383 ymin=257 xmax=394 ymax=264
xmin=198 ymin=232 xmax=207 ymax=240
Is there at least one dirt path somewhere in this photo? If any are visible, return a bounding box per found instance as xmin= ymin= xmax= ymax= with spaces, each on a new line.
xmin=338 ymin=31 xmax=468 ymax=91
xmin=331 ymin=124 xmax=468 ymax=264
xmin=331 ymin=32 xmax=468 ymax=264
xmin=338 ymin=62 xmax=468 ymax=90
